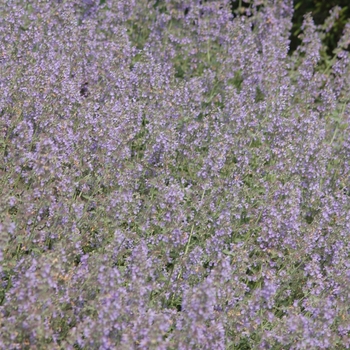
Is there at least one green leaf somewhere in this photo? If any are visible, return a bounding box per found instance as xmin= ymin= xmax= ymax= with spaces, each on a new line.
xmin=294 ymin=2 xmax=303 ymax=11
xmin=222 ymin=249 xmax=235 ymax=256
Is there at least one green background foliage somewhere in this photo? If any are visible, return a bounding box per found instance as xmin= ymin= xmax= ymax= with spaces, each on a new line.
xmin=229 ymin=0 xmax=350 ymax=55
xmin=291 ymin=0 xmax=350 ymax=54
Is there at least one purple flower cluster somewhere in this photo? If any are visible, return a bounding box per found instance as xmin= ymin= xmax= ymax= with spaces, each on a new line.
xmin=1 ymin=0 xmax=350 ymax=348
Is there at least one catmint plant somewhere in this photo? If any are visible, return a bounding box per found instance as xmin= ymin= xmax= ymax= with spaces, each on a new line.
xmin=1 ymin=0 xmax=350 ymax=349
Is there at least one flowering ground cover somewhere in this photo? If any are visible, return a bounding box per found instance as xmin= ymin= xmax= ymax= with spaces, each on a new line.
xmin=1 ymin=1 xmax=350 ymax=349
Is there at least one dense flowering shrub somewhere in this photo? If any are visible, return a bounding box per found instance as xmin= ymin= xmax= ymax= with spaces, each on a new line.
xmin=1 ymin=0 xmax=350 ymax=349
